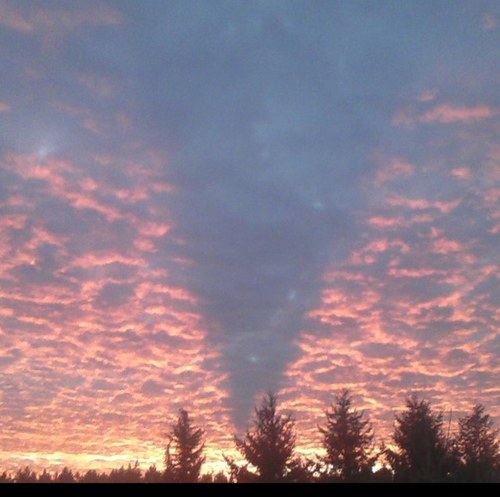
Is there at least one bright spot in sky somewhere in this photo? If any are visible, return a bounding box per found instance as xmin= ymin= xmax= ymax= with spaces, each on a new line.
xmin=36 ymin=143 xmax=54 ymax=160
xmin=312 ymin=200 xmax=325 ymax=211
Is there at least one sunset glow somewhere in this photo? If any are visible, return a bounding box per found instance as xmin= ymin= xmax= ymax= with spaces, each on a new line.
xmin=0 ymin=0 xmax=498 ymax=475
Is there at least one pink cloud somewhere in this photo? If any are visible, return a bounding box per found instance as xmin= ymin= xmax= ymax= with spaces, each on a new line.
xmin=387 ymin=196 xmax=460 ymax=214
xmin=394 ymin=104 xmax=497 ymax=125
xmin=137 ymin=221 xmax=172 ymax=238
xmin=373 ymin=158 xmax=415 ymax=187
xmin=368 ymin=216 xmax=404 ymax=229
xmin=0 ymin=3 xmax=32 ymax=32
xmin=282 ymin=219 xmax=498 ymax=452
xmin=0 ymin=101 xmax=11 ymax=112
xmin=278 ymin=154 xmax=499 ymax=457
xmin=421 ymin=104 xmax=497 ymax=123
xmin=482 ymin=13 xmax=497 ymax=31
xmin=387 ymin=267 xmax=442 ymax=278
xmin=0 ymin=3 xmax=122 ymax=34
xmin=418 ymin=90 xmax=438 ymax=103
xmin=367 ymin=213 xmax=435 ymax=230
xmin=0 ymin=149 xmax=235 ymax=473
xmin=450 ymin=166 xmax=472 ymax=181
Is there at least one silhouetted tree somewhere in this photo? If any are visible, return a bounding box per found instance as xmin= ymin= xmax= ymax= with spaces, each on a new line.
xmin=199 ymin=471 xmax=229 ymax=483
xmin=224 ymin=456 xmax=257 ymax=483
xmin=0 ymin=471 xmax=12 ymax=483
xmin=14 ymin=466 xmax=37 ymax=483
xmin=199 ymin=472 xmax=213 ymax=483
xmin=372 ymin=466 xmax=393 ymax=482
xmin=79 ymin=469 xmax=105 ymax=483
xmin=55 ymin=467 xmax=75 ymax=483
xmin=232 ymin=393 xmax=298 ymax=482
xmin=319 ymin=390 xmax=376 ymax=481
xmin=164 ymin=409 xmax=205 ymax=483
xmin=212 ymin=470 xmax=229 ymax=483
xmin=38 ymin=469 xmax=52 ymax=483
xmin=144 ymin=464 xmax=163 ymax=483
xmin=286 ymin=457 xmax=317 ymax=482
xmin=454 ymin=404 xmax=500 ymax=482
xmin=108 ymin=462 xmax=142 ymax=483
xmin=387 ymin=395 xmax=451 ymax=482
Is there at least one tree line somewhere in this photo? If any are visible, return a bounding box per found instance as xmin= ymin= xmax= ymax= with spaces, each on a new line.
xmin=1 ymin=391 xmax=498 ymax=483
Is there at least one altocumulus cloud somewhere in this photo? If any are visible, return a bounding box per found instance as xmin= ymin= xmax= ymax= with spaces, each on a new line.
xmin=0 ymin=0 xmax=498 ymax=471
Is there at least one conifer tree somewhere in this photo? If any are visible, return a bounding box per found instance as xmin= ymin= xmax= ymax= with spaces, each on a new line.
xmin=387 ymin=395 xmax=450 ymax=482
xmin=232 ymin=393 xmax=297 ymax=482
xmin=319 ymin=390 xmax=376 ymax=481
xmin=454 ymin=404 xmax=499 ymax=482
xmin=164 ymin=409 xmax=205 ymax=482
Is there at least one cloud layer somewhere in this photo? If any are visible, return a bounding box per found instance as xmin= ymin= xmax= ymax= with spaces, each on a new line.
xmin=0 ymin=0 xmax=498 ymax=471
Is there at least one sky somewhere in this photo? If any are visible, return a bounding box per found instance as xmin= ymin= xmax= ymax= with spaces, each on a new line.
xmin=0 ymin=0 xmax=499 ymax=473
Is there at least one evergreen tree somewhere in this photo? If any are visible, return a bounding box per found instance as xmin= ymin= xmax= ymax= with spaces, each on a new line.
xmin=144 ymin=464 xmax=163 ymax=483
xmin=79 ymin=469 xmax=104 ymax=483
xmin=14 ymin=466 xmax=37 ymax=483
xmin=0 ymin=471 xmax=11 ymax=483
xmin=164 ymin=409 xmax=205 ymax=482
xmin=108 ymin=462 xmax=142 ymax=483
xmin=55 ymin=466 xmax=75 ymax=483
xmin=387 ymin=395 xmax=451 ymax=482
xmin=38 ymin=469 xmax=52 ymax=483
xmin=454 ymin=404 xmax=499 ymax=482
xmin=319 ymin=390 xmax=376 ymax=481
xmin=213 ymin=470 xmax=229 ymax=483
xmin=232 ymin=393 xmax=298 ymax=482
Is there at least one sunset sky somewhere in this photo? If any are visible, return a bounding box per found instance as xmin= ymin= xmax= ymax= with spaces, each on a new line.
xmin=0 ymin=0 xmax=498 ymax=473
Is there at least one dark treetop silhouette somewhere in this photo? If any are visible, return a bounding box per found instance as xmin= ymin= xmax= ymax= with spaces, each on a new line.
xmin=164 ymin=408 xmax=205 ymax=483
xmin=453 ymin=404 xmax=500 ymax=483
xmin=0 ymin=394 xmax=498 ymax=483
xmin=226 ymin=393 xmax=299 ymax=483
xmin=386 ymin=395 xmax=453 ymax=482
xmin=319 ymin=389 xmax=376 ymax=482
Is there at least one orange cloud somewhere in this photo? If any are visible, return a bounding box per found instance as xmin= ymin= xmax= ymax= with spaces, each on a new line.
xmin=279 ymin=154 xmax=499 ymax=455
xmin=0 ymin=152 xmax=235 ymax=474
